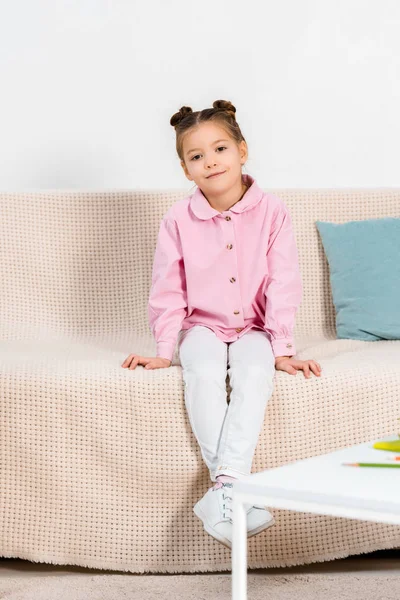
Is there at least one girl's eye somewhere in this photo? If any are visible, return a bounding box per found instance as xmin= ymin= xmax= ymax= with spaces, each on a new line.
xmin=191 ymin=146 xmax=227 ymax=161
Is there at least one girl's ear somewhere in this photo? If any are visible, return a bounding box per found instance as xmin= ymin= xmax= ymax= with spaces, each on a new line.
xmin=239 ymin=140 xmax=248 ymax=163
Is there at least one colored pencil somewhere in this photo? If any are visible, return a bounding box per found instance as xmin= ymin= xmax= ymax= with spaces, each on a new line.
xmin=342 ymin=462 xmax=400 ymax=468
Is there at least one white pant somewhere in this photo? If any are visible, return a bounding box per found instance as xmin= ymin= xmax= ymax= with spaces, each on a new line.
xmin=177 ymin=325 xmax=276 ymax=482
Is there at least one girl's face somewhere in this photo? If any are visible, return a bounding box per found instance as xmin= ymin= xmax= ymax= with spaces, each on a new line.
xmin=180 ymin=122 xmax=247 ymax=192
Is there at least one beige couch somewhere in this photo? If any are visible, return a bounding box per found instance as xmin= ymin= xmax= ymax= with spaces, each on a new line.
xmin=0 ymin=187 xmax=399 ymax=574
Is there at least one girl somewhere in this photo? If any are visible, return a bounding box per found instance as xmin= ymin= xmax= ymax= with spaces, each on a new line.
xmin=122 ymin=99 xmax=322 ymax=549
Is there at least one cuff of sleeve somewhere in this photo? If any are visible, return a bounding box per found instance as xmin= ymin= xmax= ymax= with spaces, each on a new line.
xmin=271 ymin=338 xmax=296 ymax=358
xmin=156 ymin=342 xmax=175 ymax=363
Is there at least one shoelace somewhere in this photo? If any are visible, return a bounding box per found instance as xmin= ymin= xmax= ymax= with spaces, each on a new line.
xmin=221 ymin=482 xmax=233 ymax=523
xmin=214 ymin=481 xmax=255 ymax=522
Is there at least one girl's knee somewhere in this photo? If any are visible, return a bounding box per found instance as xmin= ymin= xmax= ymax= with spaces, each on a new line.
xmin=183 ymin=360 xmax=226 ymax=382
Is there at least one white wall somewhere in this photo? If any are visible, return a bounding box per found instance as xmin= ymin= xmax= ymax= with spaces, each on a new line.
xmin=1 ymin=0 xmax=399 ymax=191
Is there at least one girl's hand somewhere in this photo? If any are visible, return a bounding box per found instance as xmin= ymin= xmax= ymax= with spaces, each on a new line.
xmin=121 ymin=355 xmax=172 ymax=370
xmin=275 ymin=357 xmax=322 ymax=378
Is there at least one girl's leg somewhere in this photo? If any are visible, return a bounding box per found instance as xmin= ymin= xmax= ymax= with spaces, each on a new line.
xmin=214 ymin=329 xmax=276 ymax=480
xmin=178 ymin=326 xmax=229 ymax=482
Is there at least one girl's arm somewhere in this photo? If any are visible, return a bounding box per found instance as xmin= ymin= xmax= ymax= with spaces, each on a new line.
xmin=263 ymin=200 xmax=303 ymax=359
xmin=148 ymin=217 xmax=188 ymax=363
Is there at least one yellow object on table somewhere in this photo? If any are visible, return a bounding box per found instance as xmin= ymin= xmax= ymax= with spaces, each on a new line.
xmin=373 ymin=439 xmax=400 ymax=452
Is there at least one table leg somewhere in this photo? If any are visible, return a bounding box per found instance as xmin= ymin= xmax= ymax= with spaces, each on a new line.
xmin=232 ymin=492 xmax=247 ymax=600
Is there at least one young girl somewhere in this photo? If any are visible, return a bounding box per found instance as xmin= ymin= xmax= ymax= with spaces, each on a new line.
xmin=122 ymin=99 xmax=322 ymax=549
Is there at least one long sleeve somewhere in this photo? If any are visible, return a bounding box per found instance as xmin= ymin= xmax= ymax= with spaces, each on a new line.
xmin=263 ymin=202 xmax=303 ymax=358
xmin=148 ymin=217 xmax=188 ymax=363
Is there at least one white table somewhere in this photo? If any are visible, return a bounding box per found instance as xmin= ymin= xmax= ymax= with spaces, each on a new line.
xmin=231 ymin=434 xmax=400 ymax=600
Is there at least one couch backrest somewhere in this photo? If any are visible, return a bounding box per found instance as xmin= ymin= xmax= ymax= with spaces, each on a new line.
xmin=1 ymin=188 xmax=399 ymax=343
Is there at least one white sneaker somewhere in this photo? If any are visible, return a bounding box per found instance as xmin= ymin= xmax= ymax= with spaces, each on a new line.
xmin=193 ymin=482 xmax=252 ymax=548
xmin=222 ymin=480 xmax=276 ymax=539
xmin=194 ymin=482 xmax=275 ymax=549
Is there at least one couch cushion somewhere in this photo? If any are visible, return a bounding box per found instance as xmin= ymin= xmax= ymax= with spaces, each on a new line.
xmin=315 ymin=217 xmax=400 ymax=342
xmin=1 ymin=331 xmax=400 ymax=572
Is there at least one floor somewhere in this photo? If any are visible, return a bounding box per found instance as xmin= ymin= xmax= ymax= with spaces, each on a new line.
xmin=0 ymin=549 xmax=399 ymax=579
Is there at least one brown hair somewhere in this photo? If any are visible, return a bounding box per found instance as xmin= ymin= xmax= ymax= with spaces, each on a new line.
xmin=170 ymin=99 xmax=247 ymax=166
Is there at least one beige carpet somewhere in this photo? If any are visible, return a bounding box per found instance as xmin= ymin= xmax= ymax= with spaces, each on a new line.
xmin=0 ymin=572 xmax=399 ymax=600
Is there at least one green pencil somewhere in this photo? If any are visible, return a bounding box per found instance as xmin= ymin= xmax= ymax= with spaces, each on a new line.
xmin=342 ymin=462 xmax=400 ymax=468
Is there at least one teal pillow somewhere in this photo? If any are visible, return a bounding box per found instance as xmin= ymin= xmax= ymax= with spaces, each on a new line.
xmin=315 ymin=217 xmax=400 ymax=341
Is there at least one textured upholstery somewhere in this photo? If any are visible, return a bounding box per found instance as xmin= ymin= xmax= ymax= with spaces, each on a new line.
xmin=0 ymin=187 xmax=399 ymax=573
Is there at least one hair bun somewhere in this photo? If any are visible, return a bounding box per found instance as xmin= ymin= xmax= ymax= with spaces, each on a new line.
xmin=212 ymin=99 xmax=237 ymax=119
xmin=170 ymin=106 xmax=193 ymax=128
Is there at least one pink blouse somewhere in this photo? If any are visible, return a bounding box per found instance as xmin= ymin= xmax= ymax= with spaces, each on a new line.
xmin=148 ymin=173 xmax=303 ymax=363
